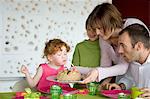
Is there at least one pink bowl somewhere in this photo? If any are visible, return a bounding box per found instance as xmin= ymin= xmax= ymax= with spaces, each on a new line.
xmin=101 ymin=90 xmax=131 ymax=99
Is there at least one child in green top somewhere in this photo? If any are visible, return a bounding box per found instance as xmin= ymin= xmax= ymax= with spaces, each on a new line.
xmin=72 ymin=12 xmax=100 ymax=68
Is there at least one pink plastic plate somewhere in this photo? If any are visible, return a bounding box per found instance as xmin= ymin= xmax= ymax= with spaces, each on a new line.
xmin=101 ymin=90 xmax=131 ymax=99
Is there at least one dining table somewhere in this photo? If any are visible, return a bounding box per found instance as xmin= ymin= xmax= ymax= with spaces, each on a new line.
xmin=0 ymin=91 xmax=108 ymax=99
xmin=0 ymin=81 xmax=132 ymax=99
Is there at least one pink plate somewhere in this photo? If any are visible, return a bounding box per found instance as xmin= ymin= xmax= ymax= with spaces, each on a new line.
xmin=101 ymin=90 xmax=131 ymax=99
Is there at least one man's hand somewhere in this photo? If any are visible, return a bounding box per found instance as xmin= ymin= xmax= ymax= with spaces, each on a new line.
xmin=99 ymin=77 xmax=112 ymax=90
xmin=140 ymin=88 xmax=150 ymax=98
xmin=82 ymin=69 xmax=98 ymax=84
xmin=105 ymin=83 xmax=122 ymax=90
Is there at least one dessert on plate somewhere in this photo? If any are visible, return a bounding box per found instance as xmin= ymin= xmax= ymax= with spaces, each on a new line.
xmin=57 ymin=67 xmax=81 ymax=81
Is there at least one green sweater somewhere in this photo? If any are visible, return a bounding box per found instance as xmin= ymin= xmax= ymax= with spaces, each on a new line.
xmin=72 ymin=39 xmax=100 ymax=67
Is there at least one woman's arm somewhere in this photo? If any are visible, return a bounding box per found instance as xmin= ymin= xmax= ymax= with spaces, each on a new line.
xmin=82 ymin=61 xmax=128 ymax=83
xmin=99 ymin=37 xmax=112 ymax=67
xmin=98 ymin=37 xmax=129 ymax=81
xmin=82 ymin=38 xmax=129 ymax=83
xmin=75 ymin=66 xmax=93 ymax=74
xmin=97 ymin=58 xmax=129 ymax=81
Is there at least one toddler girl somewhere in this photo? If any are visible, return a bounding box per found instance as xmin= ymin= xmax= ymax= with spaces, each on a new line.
xmin=21 ymin=39 xmax=70 ymax=93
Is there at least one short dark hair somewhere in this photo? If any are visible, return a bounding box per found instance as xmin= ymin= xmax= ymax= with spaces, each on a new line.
xmin=119 ymin=23 xmax=150 ymax=49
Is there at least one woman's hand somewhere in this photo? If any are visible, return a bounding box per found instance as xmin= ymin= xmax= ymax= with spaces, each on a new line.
xmin=140 ymin=88 xmax=150 ymax=98
xmin=82 ymin=69 xmax=98 ymax=84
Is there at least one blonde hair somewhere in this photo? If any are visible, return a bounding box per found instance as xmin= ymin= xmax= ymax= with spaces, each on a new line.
xmin=43 ymin=39 xmax=70 ymax=58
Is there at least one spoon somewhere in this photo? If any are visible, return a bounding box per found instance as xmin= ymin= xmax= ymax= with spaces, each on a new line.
xmin=69 ymin=83 xmax=74 ymax=88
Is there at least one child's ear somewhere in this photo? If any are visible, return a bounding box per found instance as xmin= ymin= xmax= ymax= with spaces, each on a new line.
xmin=47 ymin=54 xmax=52 ymax=62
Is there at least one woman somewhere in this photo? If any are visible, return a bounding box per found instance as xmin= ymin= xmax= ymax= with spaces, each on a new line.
xmin=81 ymin=3 xmax=150 ymax=85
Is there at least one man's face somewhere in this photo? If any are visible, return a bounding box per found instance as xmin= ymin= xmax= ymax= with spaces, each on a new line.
xmin=118 ymin=32 xmax=139 ymax=62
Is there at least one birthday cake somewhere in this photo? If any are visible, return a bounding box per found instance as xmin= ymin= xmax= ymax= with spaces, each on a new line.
xmin=57 ymin=68 xmax=81 ymax=81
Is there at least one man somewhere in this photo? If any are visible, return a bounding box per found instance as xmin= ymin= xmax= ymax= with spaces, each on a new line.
xmin=107 ymin=23 xmax=150 ymax=98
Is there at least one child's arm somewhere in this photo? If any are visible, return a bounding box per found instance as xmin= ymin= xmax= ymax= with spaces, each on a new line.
xmin=21 ymin=65 xmax=43 ymax=88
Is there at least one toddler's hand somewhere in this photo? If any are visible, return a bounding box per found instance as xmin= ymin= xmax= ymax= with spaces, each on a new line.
xmin=21 ymin=65 xmax=29 ymax=74
xmin=71 ymin=64 xmax=78 ymax=71
xmin=72 ymin=66 xmax=79 ymax=72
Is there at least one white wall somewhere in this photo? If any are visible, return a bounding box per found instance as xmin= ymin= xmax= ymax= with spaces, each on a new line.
xmin=0 ymin=0 xmax=111 ymax=92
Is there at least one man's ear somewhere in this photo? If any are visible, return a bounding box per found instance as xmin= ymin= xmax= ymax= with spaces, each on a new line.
xmin=134 ymin=42 xmax=144 ymax=51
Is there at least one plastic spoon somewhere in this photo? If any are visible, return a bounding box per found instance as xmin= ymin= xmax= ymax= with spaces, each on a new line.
xmin=69 ymin=83 xmax=74 ymax=88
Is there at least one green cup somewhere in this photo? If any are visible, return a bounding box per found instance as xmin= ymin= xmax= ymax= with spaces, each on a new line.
xmin=63 ymin=94 xmax=77 ymax=99
xmin=131 ymin=87 xmax=144 ymax=99
xmin=72 ymin=94 xmax=77 ymax=99
xmin=87 ymin=82 xmax=98 ymax=95
xmin=63 ymin=94 xmax=72 ymax=99
xmin=50 ymin=85 xmax=62 ymax=99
